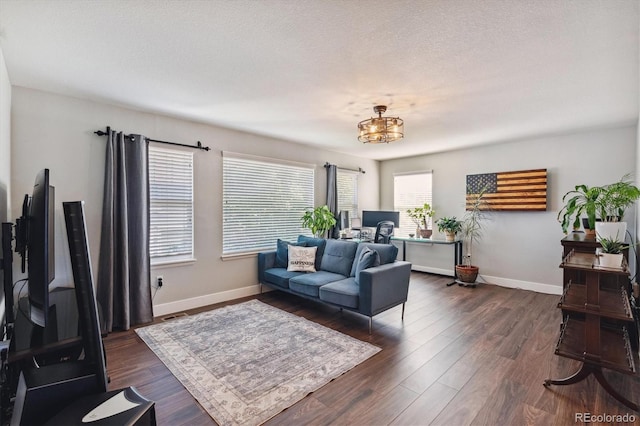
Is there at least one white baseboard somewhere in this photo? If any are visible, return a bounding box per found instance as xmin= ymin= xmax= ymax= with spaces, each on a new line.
xmin=412 ymin=265 xmax=454 ymax=276
xmin=153 ymin=273 xmax=562 ymax=318
xmin=153 ymin=284 xmax=264 ymax=318
xmin=479 ymin=274 xmax=562 ymax=295
xmin=411 ymin=266 xmax=562 ymax=295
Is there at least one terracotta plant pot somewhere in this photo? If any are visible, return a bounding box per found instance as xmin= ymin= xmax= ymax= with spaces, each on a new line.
xmin=417 ymin=229 xmax=432 ymax=238
xmin=456 ymin=265 xmax=479 ymax=283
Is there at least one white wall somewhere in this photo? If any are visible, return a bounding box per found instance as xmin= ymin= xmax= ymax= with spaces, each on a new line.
xmin=0 ymin=47 xmax=11 ymax=324
xmin=0 ymin=48 xmax=10 ymax=223
xmin=381 ymin=125 xmax=638 ymax=294
xmin=10 ymin=87 xmax=379 ymax=316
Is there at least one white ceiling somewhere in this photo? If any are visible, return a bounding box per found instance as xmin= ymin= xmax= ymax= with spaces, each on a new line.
xmin=0 ymin=0 xmax=638 ymax=160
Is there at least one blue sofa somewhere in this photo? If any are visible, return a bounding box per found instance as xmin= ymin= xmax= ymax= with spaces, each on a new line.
xmin=257 ymin=236 xmax=412 ymax=332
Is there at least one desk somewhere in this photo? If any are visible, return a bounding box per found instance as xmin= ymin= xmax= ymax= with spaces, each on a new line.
xmin=391 ymin=237 xmax=462 ymax=286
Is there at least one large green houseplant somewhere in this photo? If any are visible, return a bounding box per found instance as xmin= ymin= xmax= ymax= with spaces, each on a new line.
xmin=594 ymin=174 xmax=640 ymax=241
xmin=597 ymin=174 xmax=640 ymax=221
xmin=558 ymin=184 xmax=604 ymax=235
xmin=406 ymin=203 xmax=435 ymax=238
xmin=457 ymin=186 xmax=490 ymax=284
xmin=558 ymin=174 xmax=640 ymax=238
xmin=301 ymin=205 xmax=336 ymax=238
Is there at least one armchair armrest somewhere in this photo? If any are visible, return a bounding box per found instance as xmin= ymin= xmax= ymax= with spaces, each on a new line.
xmin=358 ymin=261 xmax=411 ymax=316
xmin=257 ymin=251 xmax=277 ymax=284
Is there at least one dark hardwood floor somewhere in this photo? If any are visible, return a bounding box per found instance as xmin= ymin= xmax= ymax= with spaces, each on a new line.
xmin=104 ymin=272 xmax=640 ymax=425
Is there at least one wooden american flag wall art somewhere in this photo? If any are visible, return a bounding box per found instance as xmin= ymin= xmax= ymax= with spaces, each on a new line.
xmin=466 ymin=169 xmax=547 ymax=211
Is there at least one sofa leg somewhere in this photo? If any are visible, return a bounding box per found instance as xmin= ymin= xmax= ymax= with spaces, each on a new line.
xmin=369 ymin=317 xmax=372 ymax=334
xmin=401 ymin=302 xmax=405 ymax=320
xmin=259 ymin=283 xmax=262 ymax=294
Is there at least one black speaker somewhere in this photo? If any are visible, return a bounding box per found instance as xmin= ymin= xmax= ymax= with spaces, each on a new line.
xmin=11 ymin=362 xmax=102 ymax=425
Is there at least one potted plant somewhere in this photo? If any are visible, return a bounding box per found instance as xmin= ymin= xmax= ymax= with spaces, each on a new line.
xmin=406 ymin=203 xmax=435 ymax=238
xmin=594 ymin=174 xmax=640 ymax=241
xmin=301 ymin=205 xmax=336 ymax=238
xmin=558 ymin=184 xmax=604 ymax=236
xmin=456 ymin=186 xmax=490 ymax=284
xmin=436 ymin=216 xmax=462 ymax=242
xmin=597 ymin=233 xmax=627 ymax=269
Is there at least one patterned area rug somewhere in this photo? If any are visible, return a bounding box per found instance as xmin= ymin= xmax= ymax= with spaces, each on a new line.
xmin=135 ymin=299 xmax=380 ymax=425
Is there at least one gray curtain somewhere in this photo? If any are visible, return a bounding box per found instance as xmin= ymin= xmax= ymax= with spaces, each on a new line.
xmin=326 ymin=164 xmax=339 ymax=239
xmin=97 ymin=131 xmax=153 ymax=331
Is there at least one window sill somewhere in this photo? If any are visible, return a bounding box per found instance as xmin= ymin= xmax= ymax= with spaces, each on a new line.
xmin=220 ymin=251 xmax=261 ymax=261
xmin=151 ymin=257 xmax=197 ymax=268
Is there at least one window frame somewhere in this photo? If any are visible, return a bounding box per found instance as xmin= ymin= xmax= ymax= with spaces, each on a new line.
xmin=393 ymin=171 xmax=434 ymax=238
xmin=148 ymin=146 xmax=195 ymax=266
xmin=222 ymin=151 xmax=315 ymax=257
xmin=337 ymin=168 xmax=359 ymax=221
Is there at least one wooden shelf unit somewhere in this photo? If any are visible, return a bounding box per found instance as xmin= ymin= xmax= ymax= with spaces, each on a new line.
xmin=545 ymin=236 xmax=639 ymax=411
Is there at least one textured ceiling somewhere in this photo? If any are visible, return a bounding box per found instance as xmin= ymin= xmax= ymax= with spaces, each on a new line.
xmin=0 ymin=0 xmax=638 ymax=160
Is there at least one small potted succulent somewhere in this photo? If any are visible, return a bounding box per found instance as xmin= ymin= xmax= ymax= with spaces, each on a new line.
xmin=406 ymin=203 xmax=435 ymax=238
xmin=436 ymin=216 xmax=462 ymax=242
xmin=597 ymin=233 xmax=627 ymax=269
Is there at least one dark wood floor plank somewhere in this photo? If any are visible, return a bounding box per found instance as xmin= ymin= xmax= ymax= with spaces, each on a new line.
xmin=389 ymin=381 xmax=458 ymax=426
xmin=101 ymin=272 xmax=640 ymax=425
xmin=431 ymin=354 xmax=516 ymax=425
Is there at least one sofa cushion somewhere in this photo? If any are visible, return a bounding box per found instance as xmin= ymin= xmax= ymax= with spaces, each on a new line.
xmin=263 ymin=268 xmax=305 ymax=289
xmin=350 ymin=243 xmax=399 ymax=277
xmin=276 ymin=239 xmax=306 ymax=268
xmin=321 ymin=239 xmax=358 ymax=276
xmin=287 ymin=245 xmax=317 ymax=272
xmin=319 ymin=278 xmax=359 ymax=309
xmin=297 ymin=235 xmax=327 ymax=270
xmin=354 ymin=247 xmax=380 ymax=284
xmin=289 ymin=271 xmax=347 ymax=297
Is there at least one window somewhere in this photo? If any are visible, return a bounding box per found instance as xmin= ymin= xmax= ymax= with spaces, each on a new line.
xmin=337 ymin=169 xmax=359 ymax=220
xmin=148 ymin=147 xmax=194 ymax=264
xmin=222 ymin=152 xmax=314 ymax=255
xmin=393 ymin=171 xmax=433 ymax=238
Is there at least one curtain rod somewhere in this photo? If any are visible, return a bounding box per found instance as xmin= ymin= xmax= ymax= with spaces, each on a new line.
xmin=324 ymin=162 xmax=365 ymax=174
xmin=94 ymin=127 xmax=211 ymax=151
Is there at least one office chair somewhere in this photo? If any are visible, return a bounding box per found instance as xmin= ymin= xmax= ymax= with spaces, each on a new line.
xmin=374 ymin=221 xmax=395 ymax=244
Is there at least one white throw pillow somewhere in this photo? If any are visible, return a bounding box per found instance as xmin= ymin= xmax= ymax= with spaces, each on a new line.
xmin=287 ymin=245 xmax=317 ymax=272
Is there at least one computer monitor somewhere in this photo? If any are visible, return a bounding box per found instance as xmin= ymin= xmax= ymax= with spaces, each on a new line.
xmin=361 ymin=210 xmax=400 ymax=228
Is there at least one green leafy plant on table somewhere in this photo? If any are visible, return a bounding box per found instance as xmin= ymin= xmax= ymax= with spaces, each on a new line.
xmin=406 ymin=203 xmax=435 ymax=237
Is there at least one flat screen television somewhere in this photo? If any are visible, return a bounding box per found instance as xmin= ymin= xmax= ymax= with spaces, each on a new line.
xmin=361 ymin=210 xmax=400 ymax=228
xmin=23 ymin=169 xmax=55 ymax=328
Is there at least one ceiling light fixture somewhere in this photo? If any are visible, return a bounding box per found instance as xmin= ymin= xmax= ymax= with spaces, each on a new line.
xmin=357 ymin=105 xmax=404 ymax=144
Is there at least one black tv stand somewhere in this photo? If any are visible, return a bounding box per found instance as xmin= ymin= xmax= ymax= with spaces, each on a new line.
xmin=1 ymin=288 xmax=84 ymax=425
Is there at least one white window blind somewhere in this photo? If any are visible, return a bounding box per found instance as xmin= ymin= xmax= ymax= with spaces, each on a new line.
xmin=337 ymin=169 xmax=359 ymax=220
xmin=223 ymin=153 xmax=314 ymax=255
xmin=393 ymin=171 xmax=433 ymax=238
xmin=149 ymin=147 xmax=194 ymax=264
